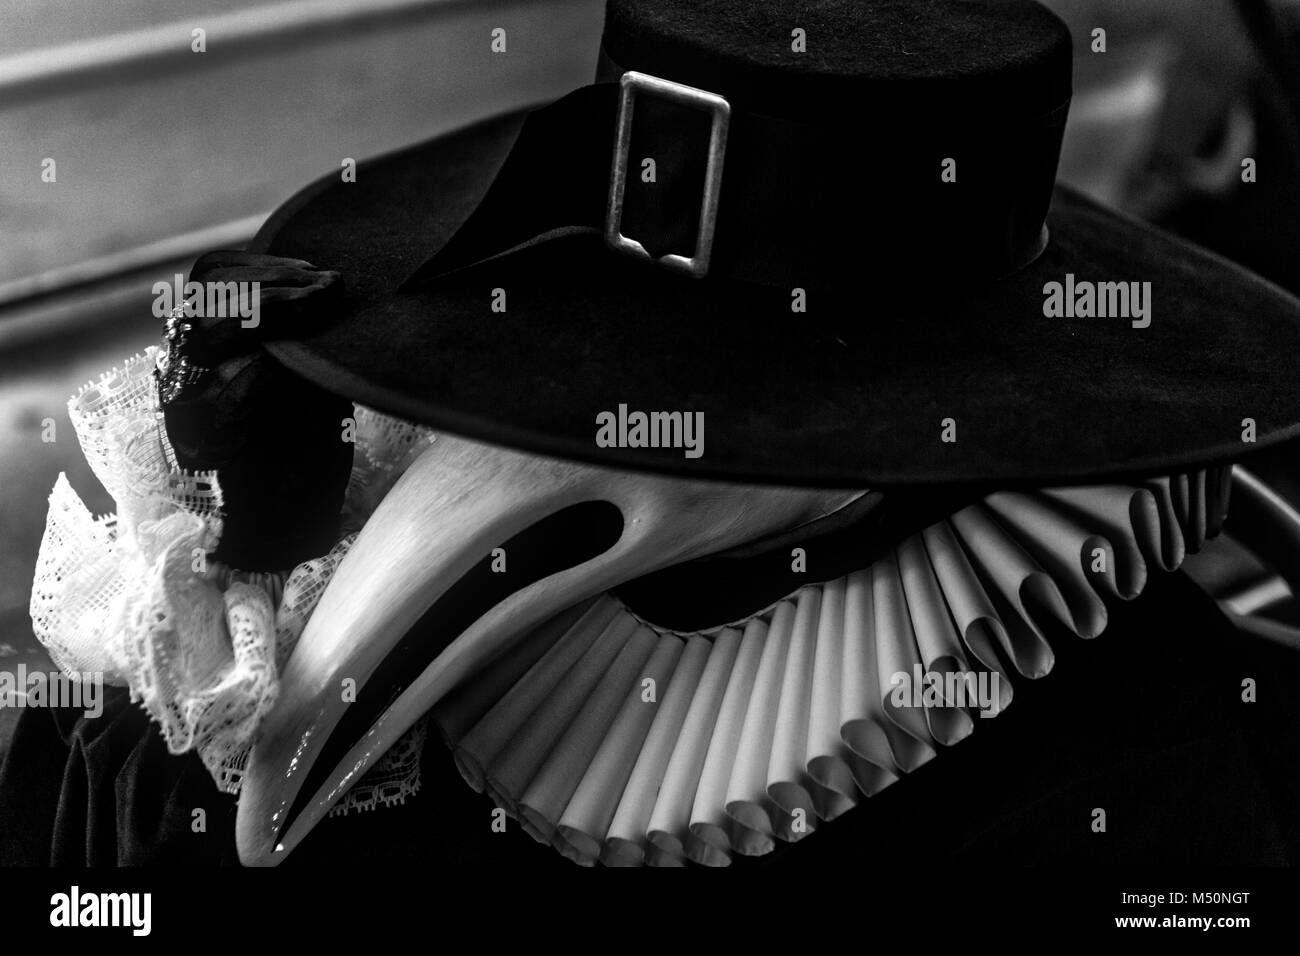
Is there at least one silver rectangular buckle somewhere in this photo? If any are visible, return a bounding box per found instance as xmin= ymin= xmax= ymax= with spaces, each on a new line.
xmin=604 ymin=71 xmax=730 ymax=279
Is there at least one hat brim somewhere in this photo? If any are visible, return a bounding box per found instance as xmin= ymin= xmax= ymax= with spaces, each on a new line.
xmin=252 ymin=110 xmax=1300 ymax=488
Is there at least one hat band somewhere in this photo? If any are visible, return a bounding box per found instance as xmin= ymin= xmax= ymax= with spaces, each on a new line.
xmin=400 ymin=68 xmax=1069 ymax=293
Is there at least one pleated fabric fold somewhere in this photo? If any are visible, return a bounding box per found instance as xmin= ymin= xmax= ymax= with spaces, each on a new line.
xmin=431 ymin=467 xmax=1231 ymax=866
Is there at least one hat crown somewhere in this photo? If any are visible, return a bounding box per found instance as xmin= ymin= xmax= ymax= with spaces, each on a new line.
xmin=602 ymin=0 xmax=1074 ymax=122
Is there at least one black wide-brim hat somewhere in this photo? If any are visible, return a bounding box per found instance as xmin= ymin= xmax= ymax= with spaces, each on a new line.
xmin=248 ymin=0 xmax=1300 ymax=489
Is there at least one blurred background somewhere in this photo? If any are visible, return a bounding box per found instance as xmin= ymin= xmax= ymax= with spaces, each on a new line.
xmin=1 ymin=0 xmax=1299 ymax=754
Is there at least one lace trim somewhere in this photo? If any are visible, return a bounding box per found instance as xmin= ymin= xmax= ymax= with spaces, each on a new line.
xmin=30 ymin=349 xmax=436 ymax=810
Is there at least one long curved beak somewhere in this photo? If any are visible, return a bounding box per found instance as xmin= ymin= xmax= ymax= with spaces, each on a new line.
xmin=236 ymin=433 xmax=860 ymax=865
